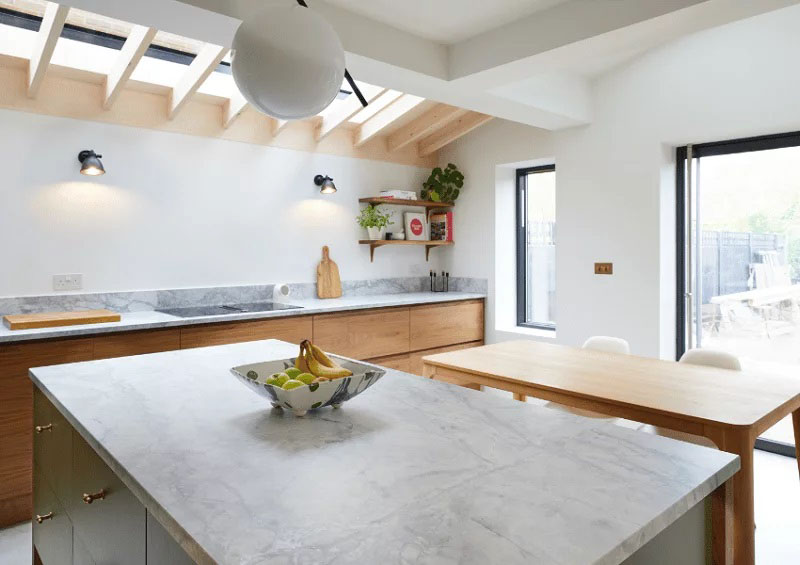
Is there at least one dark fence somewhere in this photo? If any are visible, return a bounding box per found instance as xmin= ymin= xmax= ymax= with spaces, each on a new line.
xmin=701 ymin=231 xmax=785 ymax=303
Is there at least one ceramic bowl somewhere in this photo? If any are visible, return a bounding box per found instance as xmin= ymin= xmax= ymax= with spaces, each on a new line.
xmin=230 ymin=356 xmax=385 ymax=416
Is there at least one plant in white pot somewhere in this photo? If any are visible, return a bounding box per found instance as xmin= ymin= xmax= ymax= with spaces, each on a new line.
xmin=356 ymin=205 xmax=393 ymax=240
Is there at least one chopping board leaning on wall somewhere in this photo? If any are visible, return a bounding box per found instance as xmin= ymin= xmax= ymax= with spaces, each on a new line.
xmin=317 ymin=245 xmax=342 ymax=299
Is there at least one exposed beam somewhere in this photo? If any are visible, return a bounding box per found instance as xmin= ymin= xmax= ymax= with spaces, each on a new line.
xmin=387 ymin=104 xmax=467 ymax=153
xmin=222 ymin=89 xmax=248 ymax=129
xmin=104 ymin=25 xmax=157 ymax=110
xmin=418 ymin=112 xmax=493 ymax=156
xmin=354 ymin=94 xmax=425 ymax=148
xmin=28 ymin=2 xmax=69 ymax=98
xmin=168 ymin=43 xmax=227 ymax=120
xmin=316 ymin=88 xmax=386 ymax=141
xmin=272 ymin=119 xmax=291 ymax=135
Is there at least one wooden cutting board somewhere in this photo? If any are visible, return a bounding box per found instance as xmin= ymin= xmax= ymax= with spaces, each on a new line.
xmin=317 ymin=245 xmax=342 ymax=299
xmin=3 ymin=309 xmax=121 ymax=330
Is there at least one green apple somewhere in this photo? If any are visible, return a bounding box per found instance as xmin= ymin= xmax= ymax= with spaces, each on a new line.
xmin=295 ymin=372 xmax=315 ymax=385
xmin=282 ymin=379 xmax=306 ymax=390
xmin=284 ymin=367 xmax=302 ymax=379
xmin=267 ymin=372 xmax=289 ymax=387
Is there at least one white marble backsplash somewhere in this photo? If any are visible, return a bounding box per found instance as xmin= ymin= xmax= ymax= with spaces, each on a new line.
xmin=0 ymin=277 xmax=487 ymax=315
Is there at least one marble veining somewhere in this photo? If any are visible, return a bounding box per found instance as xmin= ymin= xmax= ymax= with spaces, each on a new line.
xmin=0 ymin=277 xmax=487 ymax=314
xmin=0 ymin=292 xmax=486 ymax=343
xmin=30 ymin=339 xmax=738 ymax=565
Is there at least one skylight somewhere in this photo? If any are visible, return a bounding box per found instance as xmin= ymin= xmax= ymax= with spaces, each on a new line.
xmin=0 ymin=1 xmax=428 ymax=128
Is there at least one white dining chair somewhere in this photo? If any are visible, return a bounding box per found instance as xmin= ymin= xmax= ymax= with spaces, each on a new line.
xmin=581 ymin=336 xmax=631 ymax=355
xmin=640 ymin=348 xmax=742 ymax=447
xmin=541 ymin=336 xmax=631 ymax=421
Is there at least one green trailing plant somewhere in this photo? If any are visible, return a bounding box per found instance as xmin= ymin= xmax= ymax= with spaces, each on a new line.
xmin=421 ymin=163 xmax=464 ymax=203
xmin=356 ymin=205 xmax=393 ymax=229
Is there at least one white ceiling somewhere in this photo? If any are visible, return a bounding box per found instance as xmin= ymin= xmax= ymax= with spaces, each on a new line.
xmin=322 ymin=0 xmax=571 ymax=44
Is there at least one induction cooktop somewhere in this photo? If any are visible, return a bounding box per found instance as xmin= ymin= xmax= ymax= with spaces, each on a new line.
xmin=156 ymin=302 xmax=302 ymax=318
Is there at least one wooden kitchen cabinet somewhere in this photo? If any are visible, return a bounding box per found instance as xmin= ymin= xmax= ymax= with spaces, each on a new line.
xmin=0 ymin=338 xmax=94 ymax=527
xmin=366 ymin=352 xmax=411 ymax=372
xmin=180 ymin=316 xmax=313 ymax=349
xmin=93 ymin=329 xmax=181 ymax=360
xmin=313 ymin=308 xmax=410 ymax=359
xmin=409 ymin=300 xmax=484 ymax=351
xmin=408 ymin=341 xmax=484 ymax=376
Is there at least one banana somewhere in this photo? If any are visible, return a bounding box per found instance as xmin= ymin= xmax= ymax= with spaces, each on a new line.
xmin=310 ymin=343 xmax=336 ymax=368
xmin=304 ymin=347 xmax=352 ymax=379
xmin=295 ymin=341 xmax=312 ymax=373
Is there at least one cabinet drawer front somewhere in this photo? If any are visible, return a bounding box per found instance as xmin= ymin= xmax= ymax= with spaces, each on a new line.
xmin=366 ymin=353 xmax=411 ymax=373
xmin=313 ymin=309 xmax=410 ymax=359
xmin=34 ymin=389 xmax=72 ymax=506
xmin=408 ymin=341 xmax=483 ymax=376
xmin=180 ymin=316 xmax=312 ymax=349
xmin=70 ymin=432 xmax=145 ymax=565
xmin=33 ymin=465 xmax=72 ymax=565
xmin=409 ymin=300 xmax=484 ymax=351
xmin=93 ymin=329 xmax=181 ymax=360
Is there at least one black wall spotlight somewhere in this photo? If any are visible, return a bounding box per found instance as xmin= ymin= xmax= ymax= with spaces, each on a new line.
xmin=314 ymin=174 xmax=337 ymax=194
xmin=78 ymin=150 xmax=105 ymax=176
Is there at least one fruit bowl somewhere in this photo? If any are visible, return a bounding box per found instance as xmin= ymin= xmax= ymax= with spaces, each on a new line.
xmin=230 ymin=356 xmax=385 ymax=417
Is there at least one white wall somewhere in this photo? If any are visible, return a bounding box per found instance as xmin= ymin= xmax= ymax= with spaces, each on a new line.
xmin=441 ymin=4 xmax=800 ymax=358
xmin=0 ymin=110 xmax=433 ymax=296
xmin=438 ymin=119 xmax=555 ymax=344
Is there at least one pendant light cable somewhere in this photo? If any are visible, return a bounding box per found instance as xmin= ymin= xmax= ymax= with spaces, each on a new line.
xmin=296 ymin=0 xmax=368 ymax=107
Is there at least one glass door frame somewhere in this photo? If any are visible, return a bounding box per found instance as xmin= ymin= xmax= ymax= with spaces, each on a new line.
xmin=676 ymin=129 xmax=800 ymax=458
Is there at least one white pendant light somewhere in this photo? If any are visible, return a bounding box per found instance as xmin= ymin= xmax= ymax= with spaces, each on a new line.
xmin=231 ymin=3 xmax=345 ymax=120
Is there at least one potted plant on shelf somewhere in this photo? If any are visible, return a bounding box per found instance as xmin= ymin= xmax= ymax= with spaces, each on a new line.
xmin=421 ymin=163 xmax=464 ymax=203
xmin=356 ymin=205 xmax=393 ymax=240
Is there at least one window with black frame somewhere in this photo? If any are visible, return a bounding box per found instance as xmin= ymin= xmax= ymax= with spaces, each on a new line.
xmin=516 ymin=165 xmax=556 ymax=330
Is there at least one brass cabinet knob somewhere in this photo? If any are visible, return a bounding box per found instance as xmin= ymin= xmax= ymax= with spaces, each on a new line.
xmin=34 ymin=423 xmax=53 ymax=433
xmin=82 ymin=489 xmax=106 ymax=504
xmin=35 ymin=512 xmax=54 ymax=524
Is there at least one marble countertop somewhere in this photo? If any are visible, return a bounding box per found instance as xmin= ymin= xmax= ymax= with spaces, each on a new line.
xmin=30 ymin=339 xmax=738 ymax=565
xmin=0 ymin=292 xmax=484 ymax=343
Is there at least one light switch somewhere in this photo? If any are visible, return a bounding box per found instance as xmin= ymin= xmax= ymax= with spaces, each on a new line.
xmin=53 ymin=274 xmax=83 ymax=291
xmin=594 ymin=263 xmax=613 ymax=275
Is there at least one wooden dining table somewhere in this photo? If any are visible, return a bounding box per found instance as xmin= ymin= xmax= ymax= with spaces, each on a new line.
xmin=422 ymin=340 xmax=800 ymax=565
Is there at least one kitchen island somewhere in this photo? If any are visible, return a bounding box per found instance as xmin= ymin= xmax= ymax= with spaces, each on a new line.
xmin=30 ymin=339 xmax=738 ymax=564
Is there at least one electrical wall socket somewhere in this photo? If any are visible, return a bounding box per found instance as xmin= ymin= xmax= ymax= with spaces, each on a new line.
xmin=594 ymin=263 xmax=613 ymax=275
xmin=53 ymin=274 xmax=83 ymax=291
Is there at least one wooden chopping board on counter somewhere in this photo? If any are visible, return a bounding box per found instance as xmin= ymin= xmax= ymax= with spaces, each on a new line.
xmin=317 ymin=245 xmax=342 ymax=299
xmin=3 ymin=309 xmax=121 ymax=330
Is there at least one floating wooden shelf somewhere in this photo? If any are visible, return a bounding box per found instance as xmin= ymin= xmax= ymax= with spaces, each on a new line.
xmin=359 ymin=240 xmax=453 ymax=262
xmin=358 ymin=197 xmax=454 ymax=209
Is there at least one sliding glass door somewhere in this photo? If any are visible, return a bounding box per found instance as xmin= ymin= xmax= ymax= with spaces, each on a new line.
xmin=678 ymin=131 xmax=800 ymax=456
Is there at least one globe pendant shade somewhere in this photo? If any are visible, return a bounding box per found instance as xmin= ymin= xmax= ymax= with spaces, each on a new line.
xmin=231 ymin=4 xmax=345 ymax=120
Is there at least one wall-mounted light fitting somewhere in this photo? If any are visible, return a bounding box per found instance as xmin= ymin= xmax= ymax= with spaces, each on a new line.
xmin=314 ymin=174 xmax=337 ymax=194
xmin=78 ymin=150 xmax=105 ymax=176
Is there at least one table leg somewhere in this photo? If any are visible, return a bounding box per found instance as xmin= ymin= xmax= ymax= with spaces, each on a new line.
xmin=512 ymin=393 xmax=526 ymax=402
xmin=711 ymin=480 xmax=733 ymax=565
xmin=724 ymin=429 xmax=756 ymax=565
xmin=793 ymin=409 xmax=800 ymax=480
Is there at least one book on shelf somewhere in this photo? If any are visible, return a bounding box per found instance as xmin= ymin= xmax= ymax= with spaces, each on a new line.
xmin=379 ymin=190 xmax=417 ymax=200
xmin=429 ymin=211 xmax=454 ymax=242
